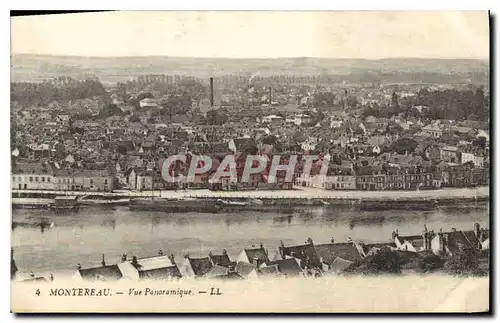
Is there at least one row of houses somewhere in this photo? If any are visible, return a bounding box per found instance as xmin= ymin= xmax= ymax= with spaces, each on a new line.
xmin=294 ymin=163 xmax=488 ymax=191
xmin=11 ymin=162 xmax=114 ymax=192
xmin=22 ymin=222 xmax=485 ymax=283
xmin=11 ymin=162 xmax=488 ymax=193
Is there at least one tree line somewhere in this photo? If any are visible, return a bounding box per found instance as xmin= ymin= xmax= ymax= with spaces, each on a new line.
xmin=362 ymin=87 xmax=489 ymax=121
xmin=11 ymin=78 xmax=108 ymax=106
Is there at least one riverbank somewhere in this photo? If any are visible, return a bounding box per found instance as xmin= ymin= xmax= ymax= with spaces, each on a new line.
xmin=12 ymin=186 xmax=490 ymax=201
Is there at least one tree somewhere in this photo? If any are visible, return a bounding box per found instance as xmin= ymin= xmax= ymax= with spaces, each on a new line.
xmin=417 ymin=254 xmax=446 ymax=273
xmin=390 ymin=138 xmax=419 ymax=154
xmin=100 ymin=103 xmax=122 ymax=118
xmin=344 ymin=248 xmax=403 ymax=275
xmin=472 ymin=136 xmax=486 ymax=149
xmin=129 ymin=115 xmax=140 ymax=123
xmin=312 ymin=92 xmax=336 ymax=108
xmin=444 ymin=248 xmax=487 ymax=277
xmin=116 ymin=82 xmax=128 ymax=101
xmin=389 ymin=92 xmax=400 ymax=116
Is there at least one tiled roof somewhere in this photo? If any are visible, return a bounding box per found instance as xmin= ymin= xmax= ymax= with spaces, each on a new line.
xmin=187 ymin=257 xmax=213 ymax=277
xmin=329 ymin=257 xmax=353 ymax=273
xmin=235 ymin=261 xmax=256 ymax=278
xmin=138 ymin=266 xmax=182 ymax=280
xmin=204 ymin=265 xmax=229 ymax=278
xmin=258 ymin=264 xmax=280 ymax=277
xmin=134 ymin=255 xmax=174 ymax=269
xmin=244 ymin=247 xmax=269 ymax=264
xmin=271 ymin=258 xmax=303 ymax=276
xmin=213 ymin=272 xmax=245 ymax=280
xmin=209 ymin=253 xmax=232 ymax=267
xmin=315 ymin=243 xmax=363 ymax=264
xmin=79 ymin=265 xmax=123 ymax=281
xmin=445 ymin=230 xmax=481 ymax=255
xmin=280 ymin=243 xmax=321 ymax=268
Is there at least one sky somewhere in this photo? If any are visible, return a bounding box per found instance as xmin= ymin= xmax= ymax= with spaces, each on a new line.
xmin=11 ymin=11 xmax=490 ymax=59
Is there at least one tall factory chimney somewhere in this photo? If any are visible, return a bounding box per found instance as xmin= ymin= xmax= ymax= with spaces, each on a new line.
xmin=210 ymin=77 xmax=214 ymax=107
xmin=343 ymin=89 xmax=348 ymax=111
xmin=268 ymin=87 xmax=272 ymax=106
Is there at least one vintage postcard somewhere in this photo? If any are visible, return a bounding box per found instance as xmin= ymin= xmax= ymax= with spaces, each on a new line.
xmin=10 ymin=11 xmax=490 ymax=313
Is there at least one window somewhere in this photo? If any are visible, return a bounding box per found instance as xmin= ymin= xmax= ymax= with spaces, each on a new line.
xmin=12 ymin=176 xmax=15 ymax=182
xmin=90 ymin=179 xmax=94 ymax=184
xmin=18 ymin=177 xmax=21 ymax=182
xmin=29 ymin=177 xmax=33 ymax=182
xmin=104 ymin=179 xmax=108 ymax=185
xmin=42 ymin=177 xmax=45 ymax=182
xmin=47 ymin=177 xmax=50 ymax=182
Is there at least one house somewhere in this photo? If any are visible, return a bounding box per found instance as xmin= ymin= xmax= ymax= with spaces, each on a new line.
xmin=264 ymin=258 xmax=303 ymax=277
xmin=180 ymin=256 xmax=213 ymax=279
xmin=228 ymin=138 xmax=255 ymax=153
xmin=261 ymin=115 xmax=284 ymax=127
xmin=73 ymin=262 xmax=123 ymax=282
xmin=236 ymin=244 xmax=270 ymax=267
xmin=422 ymin=124 xmax=443 ymax=138
xmin=204 ymin=264 xmax=231 ymax=279
xmin=56 ymin=114 xmax=70 ymax=125
xmin=118 ymin=254 xmax=182 ymax=280
xmin=136 ymin=169 xmax=154 ymax=191
xmin=330 ymin=119 xmax=344 ymax=129
xmin=26 ymin=144 xmax=52 ymax=160
xmin=12 ymin=162 xmax=55 ymax=190
xmin=208 ymin=250 xmax=233 ymax=268
xmin=276 ymin=239 xmax=322 ymax=269
xmin=314 ymin=242 xmax=364 ymax=273
xmin=294 ymin=114 xmax=313 ymax=126
xmin=393 ymin=230 xmax=430 ymax=252
xmin=257 ymin=264 xmax=282 ymax=279
xmin=234 ymin=261 xmax=259 ymax=280
xmin=53 ymin=169 xmax=114 ymax=192
xmin=139 ymin=98 xmax=158 ymax=108
xmin=430 ymin=225 xmax=484 ymax=256
xmin=324 ymin=174 xmax=356 ymax=190
xmin=440 ymin=146 xmax=459 ymax=163
xmin=364 ymin=239 xmax=398 ymax=254
xmin=300 ymin=137 xmax=318 ymax=152
xmin=476 ymin=129 xmax=489 ymax=142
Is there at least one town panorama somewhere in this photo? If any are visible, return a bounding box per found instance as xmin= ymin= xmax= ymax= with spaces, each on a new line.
xmin=10 ymin=54 xmax=490 ymax=284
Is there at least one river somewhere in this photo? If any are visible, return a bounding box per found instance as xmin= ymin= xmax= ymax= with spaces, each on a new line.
xmin=11 ymin=204 xmax=489 ymax=276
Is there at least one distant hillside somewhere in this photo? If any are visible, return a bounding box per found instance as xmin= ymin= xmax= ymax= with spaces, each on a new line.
xmin=10 ymin=54 xmax=490 ymax=84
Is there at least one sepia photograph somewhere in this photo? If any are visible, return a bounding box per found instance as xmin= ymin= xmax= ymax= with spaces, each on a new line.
xmin=9 ymin=10 xmax=490 ymax=313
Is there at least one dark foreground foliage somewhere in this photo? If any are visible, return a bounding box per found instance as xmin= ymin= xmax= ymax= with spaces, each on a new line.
xmin=444 ymin=248 xmax=489 ymax=277
xmin=344 ymin=247 xmax=403 ymax=275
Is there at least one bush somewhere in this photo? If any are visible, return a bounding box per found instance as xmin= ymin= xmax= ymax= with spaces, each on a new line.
xmin=444 ymin=248 xmax=488 ymax=277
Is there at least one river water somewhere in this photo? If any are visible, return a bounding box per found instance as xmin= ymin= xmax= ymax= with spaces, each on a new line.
xmin=11 ymin=204 xmax=489 ymax=276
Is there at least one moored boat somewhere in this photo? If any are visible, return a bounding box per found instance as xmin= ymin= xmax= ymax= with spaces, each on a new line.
xmin=129 ymin=197 xmax=221 ymax=213
xmin=77 ymin=195 xmax=131 ymax=207
xmin=11 ymin=198 xmax=53 ymax=209
xmin=358 ymin=199 xmax=438 ymax=211
xmin=50 ymin=196 xmax=79 ymax=211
